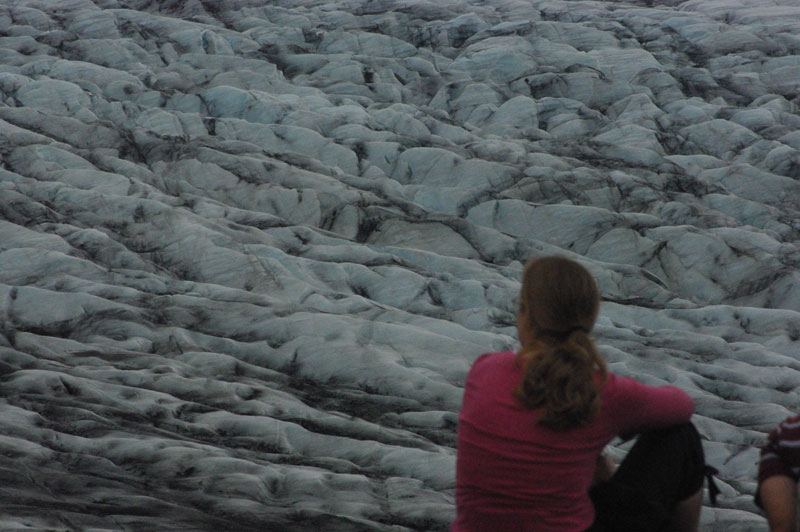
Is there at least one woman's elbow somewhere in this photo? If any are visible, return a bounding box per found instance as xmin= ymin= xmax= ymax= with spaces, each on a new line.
xmin=684 ymin=396 xmax=695 ymax=418
xmin=671 ymin=387 xmax=694 ymax=420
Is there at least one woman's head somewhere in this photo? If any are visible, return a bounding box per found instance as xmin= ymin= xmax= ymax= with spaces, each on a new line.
xmin=514 ymin=256 xmax=606 ymax=431
xmin=517 ymin=255 xmax=599 ymax=343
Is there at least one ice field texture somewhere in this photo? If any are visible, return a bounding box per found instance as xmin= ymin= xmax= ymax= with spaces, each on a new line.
xmin=2 ymin=0 xmax=800 ymax=530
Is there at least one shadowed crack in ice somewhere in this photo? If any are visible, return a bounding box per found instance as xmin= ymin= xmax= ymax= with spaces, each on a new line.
xmin=1 ymin=0 xmax=800 ymax=530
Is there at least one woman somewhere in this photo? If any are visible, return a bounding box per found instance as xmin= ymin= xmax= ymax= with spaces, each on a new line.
xmin=454 ymin=256 xmax=711 ymax=532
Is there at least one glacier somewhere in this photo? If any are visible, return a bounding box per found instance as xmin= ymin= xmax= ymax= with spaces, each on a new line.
xmin=1 ymin=0 xmax=799 ymax=530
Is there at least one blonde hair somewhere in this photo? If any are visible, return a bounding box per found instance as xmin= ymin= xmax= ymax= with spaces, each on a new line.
xmin=514 ymin=256 xmax=607 ymax=431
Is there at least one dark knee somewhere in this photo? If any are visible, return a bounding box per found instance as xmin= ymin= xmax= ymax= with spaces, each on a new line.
xmin=636 ymin=423 xmax=706 ymax=486
xmin=638 ymin=422 xmax=700 ymax=445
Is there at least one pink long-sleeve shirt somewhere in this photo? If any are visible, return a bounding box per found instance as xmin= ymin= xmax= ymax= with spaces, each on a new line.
xmin=454 ymin=351 xmax=694 ymax=532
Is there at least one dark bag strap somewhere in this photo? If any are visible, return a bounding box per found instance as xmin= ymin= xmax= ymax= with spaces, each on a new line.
xmin=704 ymin=465 xmax=721 ymax=506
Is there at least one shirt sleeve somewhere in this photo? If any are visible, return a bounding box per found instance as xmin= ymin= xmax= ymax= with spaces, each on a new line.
xmin=605 ymin=373 xmax=694 ymax=437
xmin=758 ymin=416 xmax=800 ymax=484
xmin=755 ymin=415 xmax=800 ymax=508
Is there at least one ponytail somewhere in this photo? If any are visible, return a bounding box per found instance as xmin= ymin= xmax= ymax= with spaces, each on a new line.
xmin=514 ymin=256 xmax=605 ymax=430
xmin=514 ymin=326 xmax=607 ymax=431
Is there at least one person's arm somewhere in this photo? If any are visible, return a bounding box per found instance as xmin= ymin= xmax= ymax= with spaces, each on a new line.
xmin=757 ymin=418 xmax=800 ymax=532
xmin=607 ymin=373 xmax=694 ymax=438
xmin=591 ymin=452 xmax=615 ymax=486
xmin=760 ymin=475 xmax=797 ymax=532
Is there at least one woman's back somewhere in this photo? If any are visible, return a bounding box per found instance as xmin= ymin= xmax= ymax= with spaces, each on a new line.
xmin=454 ymin=351 xmax=694 ymax=532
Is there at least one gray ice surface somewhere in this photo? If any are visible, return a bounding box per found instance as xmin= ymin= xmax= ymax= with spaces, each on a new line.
xmin=1 ymin=0 xmax=800 ymax=530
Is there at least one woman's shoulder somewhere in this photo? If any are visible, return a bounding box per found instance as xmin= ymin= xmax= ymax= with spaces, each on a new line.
xmin=470 ymin=350 xmax=516 ymax=371
xmin=466 ymin=350 xmax=518 ymax=382
xmin=598 ymin=371 xmax=657 ymax=399
xmin=600 ymin=370 xmax=662 ymax=389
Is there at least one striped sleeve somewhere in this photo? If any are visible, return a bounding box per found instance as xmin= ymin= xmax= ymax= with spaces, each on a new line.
xmin=758 ymin=415 xmax=800 ymax=485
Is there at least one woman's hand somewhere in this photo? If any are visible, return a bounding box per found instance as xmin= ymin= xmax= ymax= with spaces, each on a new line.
xmin=592 ymin=453 xmax=616 ymax=485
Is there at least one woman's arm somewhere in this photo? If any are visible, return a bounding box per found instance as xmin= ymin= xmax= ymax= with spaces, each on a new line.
xmin=608 ymin=374 xmax=694 ymax=437
xmin=591 ymin=453 xmax=615 ymax=486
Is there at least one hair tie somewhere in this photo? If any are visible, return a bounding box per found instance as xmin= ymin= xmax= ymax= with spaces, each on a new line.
xmin=540 ymin=325 xmax=588 ymax=341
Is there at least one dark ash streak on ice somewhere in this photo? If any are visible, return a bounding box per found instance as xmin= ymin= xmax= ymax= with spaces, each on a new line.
xmin=1 ymin=0 xmax=800 ymax=530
